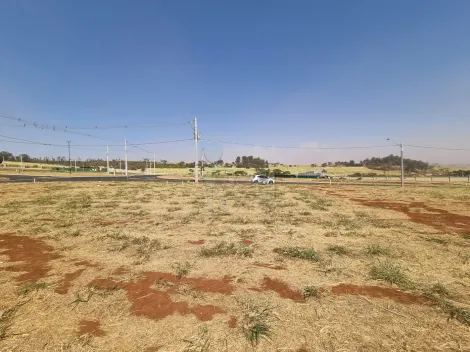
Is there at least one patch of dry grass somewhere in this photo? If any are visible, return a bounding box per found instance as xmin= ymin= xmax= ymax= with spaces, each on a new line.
xmin=1 ymin=182 xmax=470 ymax=351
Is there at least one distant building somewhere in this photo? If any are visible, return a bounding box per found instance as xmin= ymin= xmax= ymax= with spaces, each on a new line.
xmin=298 ymin=170 xmax=329 ymax=177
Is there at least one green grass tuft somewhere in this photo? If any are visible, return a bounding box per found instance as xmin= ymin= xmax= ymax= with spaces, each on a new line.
xmin=364 ymin=244 xmax=391 ymax=256
xmin=302 ymin=285 xmax=319 ymax=298
xmin=19 ymin=282 xmax=48 ymax=295
xmin=424 ymin=237 xmax=449 ymax=245
xmin=370 ymin=260 xmax=413 ymax=288
xmin=429 ymin=283 xmax=450 ymax=297
xmin=327 ymin=245 xmax=350 ymax=256
xmin=273 ymin=247 xmax=320 ymax=261
xmin=173 ymin=261 xmax=192 ymax=279
xmin=240 ymin=299 xmax=273 ymax=347
xmin=200 ymin=242 xmax=253 ymax=257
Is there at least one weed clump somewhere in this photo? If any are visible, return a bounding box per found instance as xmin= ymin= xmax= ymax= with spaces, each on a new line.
xmin=200 ymin=242 xmax=253 ymax=257
xmin=173 ymin=261 xmax=192 ymax=279
xmin=19 ymin=282 xmax=48 ymax=295
xmin=302 ymin=286 xmax=319 ymax=299
xmin=370 ymin=260 xmax=413 ymax=289
xmin=240 ymin=299 xmax=273 ymax=347
xmin=364 ymin=244 xmax=391 ymax=256
xmin=273 ymin=247 xmax=320 ymax=262
xmin=327 ymin=245 xmax=349 ymax=256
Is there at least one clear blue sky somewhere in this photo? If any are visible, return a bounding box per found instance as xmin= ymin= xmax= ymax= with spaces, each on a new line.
xmin=1 ymin=0 xmax=469 ymax=164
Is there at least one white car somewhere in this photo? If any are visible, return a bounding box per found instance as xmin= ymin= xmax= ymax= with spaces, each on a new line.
xmin=252 ymin=175 xmax=275 ymax=184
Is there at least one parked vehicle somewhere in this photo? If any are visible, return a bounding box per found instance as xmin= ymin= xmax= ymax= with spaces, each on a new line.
xmin=251 ymin=175 xmax=275 ymax=184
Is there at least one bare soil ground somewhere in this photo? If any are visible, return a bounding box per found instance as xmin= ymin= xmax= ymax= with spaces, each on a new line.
xmin=1 ymin=182 xmax=470 ymax=351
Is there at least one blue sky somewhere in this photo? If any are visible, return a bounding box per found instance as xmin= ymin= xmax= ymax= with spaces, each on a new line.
xmin=1 ymin=0 xmax=469 ymax=164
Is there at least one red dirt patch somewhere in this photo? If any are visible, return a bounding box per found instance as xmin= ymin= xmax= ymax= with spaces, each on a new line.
xmin=89 ymin=272 xmax=233 ymax=321
xmin=191 ymin=305 xmax=225 ymax=321
xmin=257 ymin=277 xmax=305 ymax=302
xmin=350 ymin=199 xmax=470 ymax=234
xmin=112 ymin=267 xmax=130 ymax=275
xmin=0 ymin=233 xmax=61 ymax=283
xmin=228 ymin=316 xmax=237 ymax=328
xmin=241 ymin=239 xmax=253 ymax=245
xmin=331 ymin=283 xmax=430 ymax=305
xmin=188 ymin=240 xmax=205 ymax=245
xmin=78 ymin=319 xmax=106 ymax=337
xmin=55 ymin=269 xmax=85 ymax=294
xmin=253 ymin=262 xmax=285 ymax=270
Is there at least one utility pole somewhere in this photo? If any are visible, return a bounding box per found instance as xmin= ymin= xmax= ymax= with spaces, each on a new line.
xmin=119 ymin=157 xmax=122 ymax=173
xmin=124 ymin=139 xmax=128 ymax=177
xmin=387 ymin=138 xmax=404 ymax=187
xmin=400 ymin=142 xmax=404 ymax=187
xmin=74 ymin=159 xmax=77 ymax=172
xmin=153 ymin=152 xmax=156 ymax=175
xmin=194 ymin=117 xmax=199 ymax=183
xmin=20 ymin=155 xmax=23 ymax=172
xmin=106 ymin=145 xmax=109 ymax=174
xmin=67 ymin=141 xmax=71 ymax=174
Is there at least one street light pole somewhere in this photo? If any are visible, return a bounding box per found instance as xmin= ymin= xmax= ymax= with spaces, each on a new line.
xmin=387 ymin=138 xmax=404 ymax=187
xmin=400 ymin=142 xmax=404 ymax=187
xmin=67 ymin=141 xmax=71 ymax=174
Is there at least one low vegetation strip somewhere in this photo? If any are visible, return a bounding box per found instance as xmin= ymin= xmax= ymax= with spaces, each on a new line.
xmin=273 ymin=247 xmax=320 ymax=261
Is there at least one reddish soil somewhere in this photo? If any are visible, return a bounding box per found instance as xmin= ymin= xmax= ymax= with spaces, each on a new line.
xmin=112 ymin=267 xmax=130 ymax=275
xmin=241 ymin=239 xmax=253 ymax=245
xmin=253 ymin=263 xmax=285 ymax=270
xmin=55 ymin=269 xmax=85 ymax=294
xmin=350 ymin=199 xmax=470 ymax=234
xmin=191 ymin=305 xmax=226 ymax=321
xmin=228 ymin=316 xmax=237 ymax=328
xmin=0 ymin=233 xmax=61 ymax=283
xmin=256 ymin=277 xmax=305 ymax=302
xmin=75 ymin=260 xmax=100 ymax=268
xmin=78 ymin=320 xmax=106 ymax=337
xmin=331 ymin=284 xmax=431 ymax=305
xmin=188 ymin=240 xmax=205 ymax=245
xmin=89 ymin=272 xmax=233 ymax=321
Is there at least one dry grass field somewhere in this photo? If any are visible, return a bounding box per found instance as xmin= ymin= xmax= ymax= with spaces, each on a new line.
xmin=1 ymin=182 xmax=470 ymax=351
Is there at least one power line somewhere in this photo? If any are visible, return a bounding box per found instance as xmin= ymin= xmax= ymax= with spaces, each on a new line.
xmin=200 ymin=138 xmax=396 ymax=150
xmin=0 ymin=134 xmax=66 ymax=147
xmin=66 ymin=122 xmax=189 ymax=130
xmin=405 ymin=144 xmax=470 ymax=152
xmin=0 ymin=113 xmax=188 ymax=130
xmin=0 ymin=133 xmax=193 ymax=149
xmin=0 ymin=113 xmax=117 ymax=142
